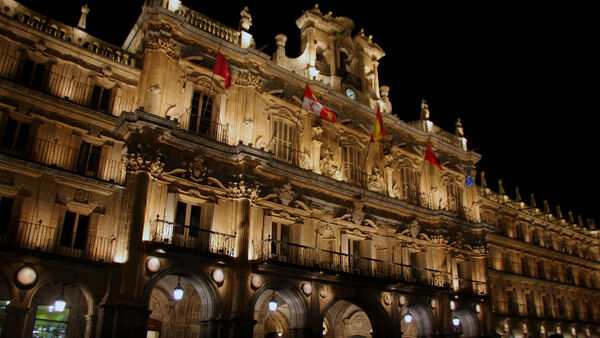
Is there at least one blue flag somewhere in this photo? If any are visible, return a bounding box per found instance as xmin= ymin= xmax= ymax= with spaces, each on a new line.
xmin=465 ymin=168 xmax=474 ymax=188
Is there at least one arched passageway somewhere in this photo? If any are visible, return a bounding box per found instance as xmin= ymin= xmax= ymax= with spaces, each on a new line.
xmin=455 ymin=306 xmax=480 ymax=337
xmin=322 ymin=299 xmax=374 ymax=338
xmin=28 ymin=279 xmax=93 ymax=338
xmin=253 ymin=285 xmax=308 ymax=338
xmin=400 ymin=303 xmax=435 ymax=338
xmin=146 ymin=272 xmax=219 ymax=338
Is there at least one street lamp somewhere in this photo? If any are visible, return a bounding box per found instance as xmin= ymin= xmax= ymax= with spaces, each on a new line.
xmin=173 ymin=276 xmax=184 ymax=301
xmin=452 ymin=313 xmax=461 ymax=327
xmin=268 ymin=291 xmax=278 ymax=312
xmin=54 ymin=284 xmax=66 ymax=312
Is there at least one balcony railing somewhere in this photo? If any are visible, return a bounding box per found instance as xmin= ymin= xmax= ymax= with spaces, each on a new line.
xmin=0 ymin=135 xmax=126 ymax=185
xmin=148 ymin=219 xmax=235 ymax=257
xmin=0 ymin=52 xmax=137 ymax=115
xmin=0 ymin=219 xmax=115 ymax=263
xmin=253 ymin=239 xmax=488 ymax=294
xmin=177 ymin=113 xmax=229 ymax=144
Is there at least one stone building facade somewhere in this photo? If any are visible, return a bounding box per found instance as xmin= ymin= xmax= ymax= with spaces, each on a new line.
xmin=0 ymin=0 xmax=597 ymax=337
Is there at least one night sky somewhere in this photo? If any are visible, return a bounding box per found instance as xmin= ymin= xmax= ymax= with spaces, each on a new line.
xmin=17 ymin=0 xmax=599 ymax=224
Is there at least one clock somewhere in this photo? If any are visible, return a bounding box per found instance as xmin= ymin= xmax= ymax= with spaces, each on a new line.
xmin=345 ymin=87 xmax=357 ymax=100
xmin=16 ymin=265 xmax=38 ymax=287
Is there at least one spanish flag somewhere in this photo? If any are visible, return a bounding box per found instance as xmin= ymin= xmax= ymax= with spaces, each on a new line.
xmin=370 ymin=106 xmax=387 ymax=142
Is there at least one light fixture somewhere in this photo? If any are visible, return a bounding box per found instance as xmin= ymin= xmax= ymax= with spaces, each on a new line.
xmin=450 ymin=300 xmax=456 ymax=310
xmin=212 ymin=269 xmax=225 ymax=284
xmin=146 ymin=257 xmax=161 ymax=273
xmin=268 ymin=291 xmax=278 ymax=312
xmin=404 ymin=313 xmax=413 ymax=323
xmin=452 ymin=313 xmax=461 ymax=327
xmin=54 ymin=284 xmax=66 ymax=312
xmin=48 ymin=305 xmax=54 ymax=312
xmin=277 ymin=332 xmax=282 ymax=337
xmin=173 ymin=276 xmax=184 ymax=301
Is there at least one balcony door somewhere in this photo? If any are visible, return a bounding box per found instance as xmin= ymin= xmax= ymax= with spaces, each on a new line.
xmin=271 ymin=222 xmax=291 ymax=260
xmin=76 ymin=142 xmax=101 ymax=178
xmin=342 ymin=144 xmax=363 ymax=185
xmin=1 ymin=118 xmax=30 ymax=154
xmin=272 ymin=120 xmax=296 ymax=164
xmin=189 ymin=91 xmax=213 ymax=137
xmin=60 ymin=211 xmax=89 ymax=251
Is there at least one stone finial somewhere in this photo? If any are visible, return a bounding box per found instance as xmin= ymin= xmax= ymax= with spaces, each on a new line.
xmin=577 ymin=215 xmax=584 ymax=227
xmin=239 ymin=6 xmax=252 ymax=31
xmin=589 ymin=219 xmax=597 ymax=230
xmin=568 ymin=211 xmax=575 ymax=224
xmin=515 ymin=186 xmax=521 ymax=201
xmin=275 ymin=34 xmax=287 ymax=48
xmin=77 ymin=4 xmax=90 ymax=30
xmin=480 ymin=171 xmax=486 ymax=189
xmin=529 ymin=193 xmax=536 ymax=208
xmin=311 ymin=3 xmax=322 ymax=14
xmin=556 ymin=205 xmax=563 ymax=219
xmin=455 ymin=118 xmax=464 ymax=137
xmin=420 ymin=99 xmax=430 ymax=120
xmin=543 ymin=200 xmax=550 ymax=214
xmin=498 ymin=179 xmax=505 ymax=195
xmin=379 ymin=86 xmax=392 ymax=114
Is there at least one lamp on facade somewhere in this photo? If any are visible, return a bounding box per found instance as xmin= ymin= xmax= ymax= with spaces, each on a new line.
xmin=54 ymin=283 xmax=66 ymax=312
xmin=404 ymin=311 xmax=413 ymax=324
xmin=452 ymin=313 xmax=461 ymax=327
xmin=268 ymin=291 xmax=278 ymax=312
xmin=173 ymin=276 xmax=184 ymax=301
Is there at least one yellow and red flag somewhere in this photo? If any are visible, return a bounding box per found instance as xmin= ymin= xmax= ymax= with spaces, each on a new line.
xmin=370 ymin=106 xmax=387 ymax=142
xmin=302 ymin=85 xmax=337 ymax=123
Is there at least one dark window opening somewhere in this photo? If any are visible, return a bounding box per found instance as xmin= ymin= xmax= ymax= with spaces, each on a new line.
xmin=188 ymin=91 xmax=212 ymax=136
xmin=76 ymin=142 xmax=101 ymax=178
xmin=1 ymin=118 xmax=30 ymax=153
xmin=60 ymin=211 xmax=89 ymax=250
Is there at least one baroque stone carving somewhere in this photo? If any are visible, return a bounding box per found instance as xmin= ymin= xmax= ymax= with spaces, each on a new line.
xmin=235 ymin=72 xmax=260 ymax=89
xmin=186 ymin=156 xmax=207 ymax=182
xmin=0 ymin=170 xmax=14 ymax=185
xmin=227 ymin=181 xmax=260 ymax=200
xmin=351 ymin=201 xmax=365 ymax=226
xmin=145 ymin=35 xmax=178 ymax=58
xmin=278 ymin=183 xmax=294 ymax=206
xmin=319 ymin=144 xmax=339 ymax=179
xmin=239 ymin=6 xmax=253 ymax=31
xmin=408 ymin=219 xmax=420 ymax=238
xmin=149 ymin=82 xmax=161 ymax=95
xmin=311 ymin=124 xmax=323 ymax=141
xmin=379 ymin=85 xmax=392 ymax=114
xmin=122 ymin=152 xmax=164 ymax=176
xmin=299 ymin=149 xmax=311 ymax=170
xmin=367 ymin=167 xmax=385 ymax=193
xmin=74 ymin=189 xmax=89 ymax=203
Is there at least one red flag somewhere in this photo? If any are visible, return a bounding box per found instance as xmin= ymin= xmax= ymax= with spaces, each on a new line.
xmin=370 ymin=106 xmax=387 ymax=143
xmin=424 ymin=142 xmax=443 ymax=171
xmin=302 ymin=85 xmax=337 ymax=123
xmin=213 ymin=52 xmax=231 ymax=89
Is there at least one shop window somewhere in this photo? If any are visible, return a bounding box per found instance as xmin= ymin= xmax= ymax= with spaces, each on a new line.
xmin=32 ymin=305 xmax=69 ymax=337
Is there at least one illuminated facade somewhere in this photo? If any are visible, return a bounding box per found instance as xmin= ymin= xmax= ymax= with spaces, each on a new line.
xmin=0 ymin=0 xmax=598 ymax=337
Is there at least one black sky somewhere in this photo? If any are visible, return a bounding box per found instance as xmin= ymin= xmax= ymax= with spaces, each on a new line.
xmin=17 ymin=0 xmax=600 ymax=224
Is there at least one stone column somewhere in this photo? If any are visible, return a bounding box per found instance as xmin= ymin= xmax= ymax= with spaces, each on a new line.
xmin=383 ymin=167 xmax=394 ymax=197
xmin=1 ymin=304 xmax=29 ymax=338
xmin=222 ymin=183 xmax=257 ymax=336
xmin=95 ymin=146 xmax=162 ymax=337
xmin=311 ymin=140 xmax=322 ymax=174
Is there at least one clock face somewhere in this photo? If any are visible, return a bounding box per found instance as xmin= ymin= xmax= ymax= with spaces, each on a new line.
xmin=16 ymin=266 xmax=37 ymax=287
xmin=345 ymin=88 xmax=357 ymax=100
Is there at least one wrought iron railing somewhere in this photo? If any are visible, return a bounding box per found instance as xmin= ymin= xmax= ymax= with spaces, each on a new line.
xmin=0 ymin=52 xmax=137 ymax=115
xmin=270 ymin=142 xmax=303 ymax=167
xmin=0 ymin=219 xmax=115 ymax=263
xmin=178 ymin=113 xmax=229 ymax=144
xmin=253 ymin=238 xmax=488 ymax=295
xmin=148 ymin=219 xmax=235 ymax=257
xmin=0 ymin=135 xmax=126 ymax=185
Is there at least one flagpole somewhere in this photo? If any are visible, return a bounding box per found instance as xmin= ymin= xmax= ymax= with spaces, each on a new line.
xmin=201 ymin=40 xmax=223 ymax=121
xmin=290 ymin=82 xmax=308 ymax=164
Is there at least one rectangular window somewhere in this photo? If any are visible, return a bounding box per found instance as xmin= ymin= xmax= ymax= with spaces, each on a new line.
xmin=271 ymin=222 xmax=291 ymax=257
xmin=18 ymin=59 xmax=46 ymax=90
xmin=189 ymin=91 xmax=213 ymax=136
xmin=90 ymin=85 xmax=111 ymax=112
xmin=0 ymin=196 xmax=14 ymax=234
xmin=174 ymin=201 xmax=209 ymax=238
xmin=1 ymin=118 xmax=30 ymax=153
xmin=342 ymin=145 xmax=363 ymax=184
xmin=526 ymin=293 xmax=535 ymax=315
xmin=59 ymin=211 xmax=89 ymax=250
xmin=272 ymin=120 xmax=296 ymax=163
xmin=399 ymin=167 xmax=418 ymax=203
xmin=76 ymin=142 xmax=101 ymax=177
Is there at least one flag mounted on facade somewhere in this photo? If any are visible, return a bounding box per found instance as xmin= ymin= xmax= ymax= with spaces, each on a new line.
xmin=302 ymin=85 xmax=337 ymax=123
xmin=465 ymin=167 xmax=474 ymax=188
xmin=370 ymin=106 xmax=387 ymax=143
xmin=213 ymin=52 xmax=231 ymax=89
xmin=424 ymin=142 xmax=443 ymax=171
